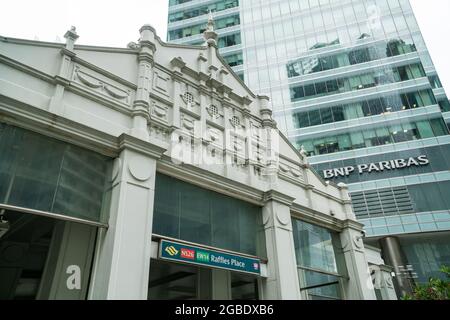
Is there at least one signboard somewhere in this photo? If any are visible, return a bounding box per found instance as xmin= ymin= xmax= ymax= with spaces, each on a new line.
xmin=323 ymin=155 xmax=430 ymax=179
xmin=159 ymin=240 xmax=261 ymax=275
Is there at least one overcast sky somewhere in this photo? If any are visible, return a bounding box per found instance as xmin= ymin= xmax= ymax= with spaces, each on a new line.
xmin=0 ymin=0 xmax=449 ymax=94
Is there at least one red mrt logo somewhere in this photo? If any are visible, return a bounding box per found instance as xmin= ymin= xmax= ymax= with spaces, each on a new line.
xmin=180 ymin=248 xmax=195 ymax=260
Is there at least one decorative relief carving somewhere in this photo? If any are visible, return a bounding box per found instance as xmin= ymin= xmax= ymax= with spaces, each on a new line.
xmin=73 ymin=66 xmax=131 ymax=104
xmin=370 ymin=265 xmax=395 ymax=290
xmin=182 ymin=92 xmax=195 ymax=109
xmin=291 ymin=168 xmax=302 ymax=178
xmin=181 ymin=114 xmax=196 ymax=132
xmin=342 ymin=234 xmax=364 ymax=251
xmin=104 ymin=85 xmax=129 ymax=99
xmin=150 ymin=101 xmax=168 ymax=122
xmin=207 ymin=127 xmax=222 ymax=145
xmin=279 ymin=163 xmax=290 ymax=173
xmin=230 ymin=115 xmax=241 ymax=128
xmin=233 ymin=136 xmax=245 ymax=152
xmin=180 ymin=91 xmax=201 ymax=116
xmin=353 ymin=235 xmax=364 ymax=249
xmin=111 ymin=158 xmax=122 ymax=183
xmin=262 ymin=209 xmax=271 ymax=227
xmin=253 ymin=150 xmax=264 ymax=162
xmin=234 ymin=142 xmax=243 ymax=152
xmin=76 ymin=70 xmax=102 ymax=88
xmin=385 ymin=274 xmax=394 ymax=288
xmin=278 ymin=162 xmax=304 ymax=181
xmin=153 ymin=71 xmax=170 ymax=96
xmin=250 ymin=122 xmax=262 ymax=141
xmin=128 ymin=155 xmax=152 ymax=182
xmin=276 ymin=210 xmax=290 ymax=226
xmin=148 ymin=123 xmax=170 ymax=142
xmin=206 ymin=104 xmax=219 ymax=119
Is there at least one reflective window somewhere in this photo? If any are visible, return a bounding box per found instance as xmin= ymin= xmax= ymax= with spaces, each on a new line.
xmin=169 ymin=15 xmax=240 ymax=40
xmin=401 ymin=234 xmax=450 ymax=284
xmin=286 ymin=37 xmax=417 ymax=78
xmin=223 ymin=52 xmax=243 ymax=67
xmin=293 ymin=220 xmax=338 ymax=273
xmin=292 ymin=89 xmax=436 ymax=129
xmin=218 ymin=32 xmax=241 ymax=48
xmin=293 ymin=219 xmax=343 ymax=300
xmin=0 ymin=123 xmax=111 ymax=223
xmin=429 ymin=75 xmax=443 ymax=89
xmin=290 ymin=63 xmax=426 ymax=102
xmin=169 ymin=0 xmax=192 ymax=6
xmin=298 ymin=118 xmax=448 ymax=157
xmin=169 ymin=0 xmax=239 ymax=22
xmin=153 ymin=174 xmax=266 ymax=257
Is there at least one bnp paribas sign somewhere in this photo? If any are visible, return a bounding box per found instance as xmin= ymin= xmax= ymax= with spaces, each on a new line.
xmin=323 ymin=155 xmax=430 ymax=179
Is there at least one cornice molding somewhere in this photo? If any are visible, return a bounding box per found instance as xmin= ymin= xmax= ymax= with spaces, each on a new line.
xmin=157 ymin=156 xmax=264 ymax=206
xmin=313 ymin=188 xmax=346 ymax=205
xmin=290 ymin=203 xmax=342 ymax=232
xmin=340 ymin=219 xmax=365 ymax=232
xmin=149 ymin=92 xmax=173 ymax=108
xmin=137 ymin=52 xmax=155 ymax=65
xmin=60 ymin=48 xmax=77 ymax=58
xmin=139 ymin=41 xmax=156 ymax=54
xmin=278 ymin=172 xmax=307 ymax=188
xmin=54 ymin=75 xmax=70 ymax=87
xmin=263 ymin=190 xmax=295 ymax=207
xmin=0 ymin=96 xmax=118 ymax=157
xmin=0 ymin=53 xmax=55 ymax=84
xmin=1 ymin=95 xmax=168 ymax=161
xmin=117 ymin=133 xmax=167 ymax=160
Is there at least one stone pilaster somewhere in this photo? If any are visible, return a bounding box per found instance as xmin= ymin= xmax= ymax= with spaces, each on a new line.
xmin=340 ymin=221 xmax=377 ymax=300
xmin=88 ymin=134 xmax=166 ymax=300
xmin=223 ymin=104 xmax=233 ymax=178
xmin=260 ymin=191 xmax=301 ymax=300
xmin=130 ymin=25 xmax=156 ymax=141
xmin=338 ymin=183 xmax=356 ymax=220
xmin=49 ymin=27 xmax=79 ymax=114
xmin=170 ymin=57 xmax=186 ymax=130
xmin=371 ymin=264 xmax=398 ymax=300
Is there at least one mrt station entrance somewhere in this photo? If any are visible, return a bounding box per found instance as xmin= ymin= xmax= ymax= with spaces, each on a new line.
xmin=148 ymin=260 xmax=260 ymax=300
xmin=148 ymin=239 xmax=263 ymax=300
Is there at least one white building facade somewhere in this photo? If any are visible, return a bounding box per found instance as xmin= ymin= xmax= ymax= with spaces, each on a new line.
xmin=0 ymin=25 xmax=391 ymax=300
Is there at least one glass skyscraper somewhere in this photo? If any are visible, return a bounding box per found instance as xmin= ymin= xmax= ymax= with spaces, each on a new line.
xmin=167 ymin=0 xmax=450 ymax=296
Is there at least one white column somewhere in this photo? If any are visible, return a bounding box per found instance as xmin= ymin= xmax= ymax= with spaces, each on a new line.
xmin=378 ymin=265 xmax=398 ymax=300
xmin=88 ymin=135 xmax=165 ymax=300
xmin=260 ymin=191 xmax=301 ymax=300
xmin=340 ymin=222 xmax=377 ymax=300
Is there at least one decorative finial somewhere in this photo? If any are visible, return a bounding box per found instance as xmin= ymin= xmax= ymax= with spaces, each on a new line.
xmin=208 ymin=10 xmax=214 ymax=26
xmin=203 ymin=10 xmax=218 ymax=46
xmin=64 ymin=26 xmax=79 ymax=51
xmin=300 ymin=145 xmax=309 ymax=164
